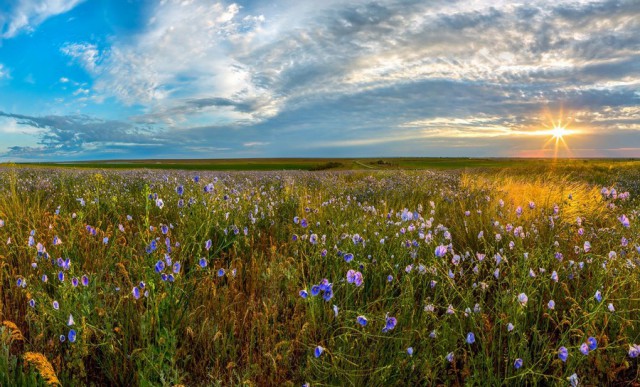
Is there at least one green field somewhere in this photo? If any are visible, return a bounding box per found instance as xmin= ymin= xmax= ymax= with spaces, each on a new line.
xmin=0 ymin=161 xmax=639 ymax=385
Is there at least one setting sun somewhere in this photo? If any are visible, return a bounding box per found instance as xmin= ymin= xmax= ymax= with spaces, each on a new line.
xmin=551 ymin=125 xmax=568 ymax=139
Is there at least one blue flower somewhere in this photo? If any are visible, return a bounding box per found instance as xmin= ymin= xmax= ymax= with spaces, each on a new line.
xmin=29 ymin=299 xmax=35 ymax=308
xmin=72 ymin=277 xmax=79 ymax=287
xmin=322 ymin=288 xmax=333 ymax=302
xmin=344 ymin=253 xmax=354 ymax=263
xmin=518 ymin=293 xmax=528 ymax=306
xmin=558 ymin=346 xmax=568 ymax=362
xmin=132 ymin=287 xmax=140 ymax=300
xmin=176 ymin=185 xmax=184 ymax=195
xmin=155 ymin=260 xmax=165 ymax=273
xmin=548 ymin=300 xmax=555 ymax=310
xmin=205 ymin=239 xmax=212 ymax=251
xmin=53 ymin=301 xmax=59 ymax=310
xmin=382 ymin=315 xmax=397 ymax=333
xmin=407 ymin=347 xmax=414 ymax=356
xmin=299 ymin=290 xmax=308 ymax=299
xmin=435 ymin=245 xmax=447 ymax=258
xmin=387 ymin=275 xmax=393 ymax=282
xmin=346 ymin=270 xmax=356 ymax=283
xmin=466 ymin=332 xmax=475 ymax=344
xmin=199 ymin=258 xmax=207 ymax=268
xmin=314 ymin=346 xmax=324 ymax=358
xmin=58 ymin=271 xmax=64 ymax=282
xmin=173 ymin=262 xmax=181 ymax=274
xmin=446 ymin=352 xmax=454 ymax=362
xmin=356 ymin=316 xmax=368 ymax=326
xmin=629 ymin=344 xmax=640 ymax=358
xmin=81 ymin=275 xmax=89 ymax=286
xmin=217 ymin=268 xmax=225 ymax=277
xmin=587 ymin=337 xmax=597 ymax=351
xmin=580 ymin=343 xmax=589 ymax=355
xmin=59 ymin=335 xmax=66 ymax=343
xmin=332 ymin=305 xmax=339 ymax=317
xmin=594 ymin=290 xmax=602 ymax=303
xmin=514 ymin=358 xmax=523 ymax=369
xmin=568 ymin=374 xmax=579 ymax=387
xmin=311 ymin=285 xmax=321 ymax=296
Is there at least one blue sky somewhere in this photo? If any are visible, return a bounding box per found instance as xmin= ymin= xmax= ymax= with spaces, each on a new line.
xmin=0 ymin=0 xmax=638 ymax=161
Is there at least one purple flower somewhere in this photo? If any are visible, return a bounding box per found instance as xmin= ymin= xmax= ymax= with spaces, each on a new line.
xmin=199 ymin=258 xmax=207 ymax=268
xmin=446 ymin=352 xmax=454 ymax=362
xmin=548 ymin=300 xmax=555 ymax=310
xmin=356 ymin=315 xmax=368 ymax=326
xmin=205 ymin=239 xmax=212 ymax=251
xmin=344 ymin=253 xmax=354 ymax=263
xmin=299 ymin=290 xmax=308 ymax=299
xmin=558 ymin=346 xmax=568 ymax=362
xmin=518 ymin=293 xmax=528 ymax=306
xmin=619 ymin=214 xmax=630 ymax=228
xmin=466 ymin=332 xmax=475 ymax=344
xmin=407 ymin=347 xmax=414 ymax=356
xmin=314 ymin=346 xmax=324 ymax=358
xmin=29 ymin=299 xmax=35 ymax=308
xmin=217 ymin=268 xmax=225 ymax=277
xmin=346 ymin=269 xmax=356 ymax=283
xmin=594 ymin=290 xmax=602 ymax=303
xmin=629 ymin=344 xmax=640 ymax=358
xmin=580 ymin=343 xmax=589 ymax=355
xmin=53 ymin=301 xmax=59 ymax=310
xmin=58 ymin=271 xmax=64 ymax=282
xmin=155 ymin=260 xmax=165 ymax=273
xmin=311 ymin=285 xmax=321 ymax=296
xmin=514 ymin=358 xmax=523 ymax=369
xmin=132 ymin=287 xmax=140 ymax=300
xmin=353 ymin=271 xmax=363 ymax=287
xmin=72 ymin=277 xmax=79 ymax=287
xmin=382 ymin=315 xmax=397 ymax=332
xmin=81 ymin=275 xmax=89 ymax=286
xmin=435 ymin=245 xmax=447 ymax=258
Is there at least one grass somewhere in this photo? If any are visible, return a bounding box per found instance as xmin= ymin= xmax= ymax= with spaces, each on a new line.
xmin=0 ymin=162 xmax=638 ymax=385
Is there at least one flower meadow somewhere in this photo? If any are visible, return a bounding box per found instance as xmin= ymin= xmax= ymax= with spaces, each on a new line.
xmin=0 ymin=165 xmax=639 ymax=386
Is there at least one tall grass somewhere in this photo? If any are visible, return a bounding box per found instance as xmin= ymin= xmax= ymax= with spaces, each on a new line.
xmin=0 ymin=166 xmax=638 ymax=385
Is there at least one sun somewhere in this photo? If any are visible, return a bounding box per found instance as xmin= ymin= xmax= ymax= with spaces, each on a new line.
xmin=551 ymin=125 xmax=567 ymax=139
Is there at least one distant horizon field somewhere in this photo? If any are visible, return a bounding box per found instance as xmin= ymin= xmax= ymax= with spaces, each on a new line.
xmin=3 ymin=157 xmax=640 ymax=172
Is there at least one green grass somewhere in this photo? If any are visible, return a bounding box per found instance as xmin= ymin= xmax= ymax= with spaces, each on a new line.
xmin=0 ymin=163 xmax=639 ymax=385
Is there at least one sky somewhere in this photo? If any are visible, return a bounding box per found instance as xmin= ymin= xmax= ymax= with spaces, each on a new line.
xmin=0 ymin=0 xmax=638 ymax=161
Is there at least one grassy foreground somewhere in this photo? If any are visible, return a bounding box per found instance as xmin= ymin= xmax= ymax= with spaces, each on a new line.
xmin=0 ymin=163 xmax=639 ymax=385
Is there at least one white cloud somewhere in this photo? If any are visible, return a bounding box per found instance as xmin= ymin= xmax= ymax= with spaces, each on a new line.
xmin=0 ymin=64 xmax=9 ymax=79
xmin=0 ymin=0 xmax=85 ymax=39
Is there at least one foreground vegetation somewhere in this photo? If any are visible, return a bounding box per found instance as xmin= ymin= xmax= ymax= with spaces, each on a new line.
xmin=0 ymin=162 xmax=639 ymax=385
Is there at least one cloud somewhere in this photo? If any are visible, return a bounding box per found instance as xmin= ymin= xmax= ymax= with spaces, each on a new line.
xmin=0 ymin=64 xmax=9 ymax=79
xmin=8 ymin=0 xmax=640 ymax=159
xmin=0 ymin=0 xmax=84 ymax=39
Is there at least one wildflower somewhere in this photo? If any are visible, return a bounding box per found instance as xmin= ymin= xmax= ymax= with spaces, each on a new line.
xmin=618 ymin=214 xmax=630 ymax=228
xmin=587 ymin=337 xmax=597 ymax=351
xmin=594 ymin=290 xmax=602 ymax=303
xmin=217 ymin=268 xmax=225 ymax=277
xmin=551 ymin=271 xmax=558 ymax=282
xmin=629 ymin=344 xmax=640 ymax=358
xmin=59 ymin=335 xmax=65 ymax=343
xmin=518 ymin=293 xmax=528 ymax=306
xmin=29 ymin=299 xmax=35 ymax=308
xmin=68 ymin=314 xmax=74 ymax=326
xmin=300 ymin=219 xmax=308 ymax=228
xmin=58 ymin=271 xmax=64 ymax=282
xmin=429 ymin=330 xmax=437 ymax=338
xmin=299 ymin=290 xmax=308 ymax=299
xmin=344 ymin=253 xmax=354 ymax=263
xmin=558 ymin=346 xmax=568 ymax=362
xmin=71 ymin=277 xmax=79 ymax=287
xmin=155 ymin=260 xmax=165 ymax=272
xmin=353 ymin=271 xmax=364 ymax=287
xmin=52 ymin=301 xmax=59 ymax=310
xmin=199 ymin=258 xmax=207 ymax=268
xmin=314 ymin=346 xmax=323 ymax=358
xmin=311 ymin=285 xmax=321 ymax=296
xmin=447 ymin=305 xmax=455 ymax=314
xmin=466 ymin=332 xmax=475 ymax=344
xmin=514 ymin=358 xmax=523 ymax=369
xmin=132 ymin=287 xmax=140 ymax=300
xmin=205 ymin=239 xmax=212 ymax=251
xmin=446 ymin=352 xmax=454 ymax=362
xmin=608 ymin=303 xmax=615 ymax=312
xmin=435 ymin=245 xmax=447 ymax=258
xmin=407 ymin=347 xmax=414 ymax=356
xmin=81 ymin=275 xmax=89 ymax=286
xmin=332 ymin=305 xmax=338 ymax=317
xmin=173 ymin=262 xmax=181 ymax=274
xmin=381 ymin=315 xmax=397 ymax=333
xmin=387 ymin=275 xmax=393 ymax=282
xmin=580 ymin=343 xmax=589 ymax=355
xmin=507 ymin=323 xmax=514 ymax=332
xmin=356 ymin=316 xmax=368 ymax=326
xmin=176 ymin=185 xmax=184 ymax=195
xmin=548 ymin=300 xmax=555 ymax=310
xmin=568 ymin=374 xmax=579 ymax=387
